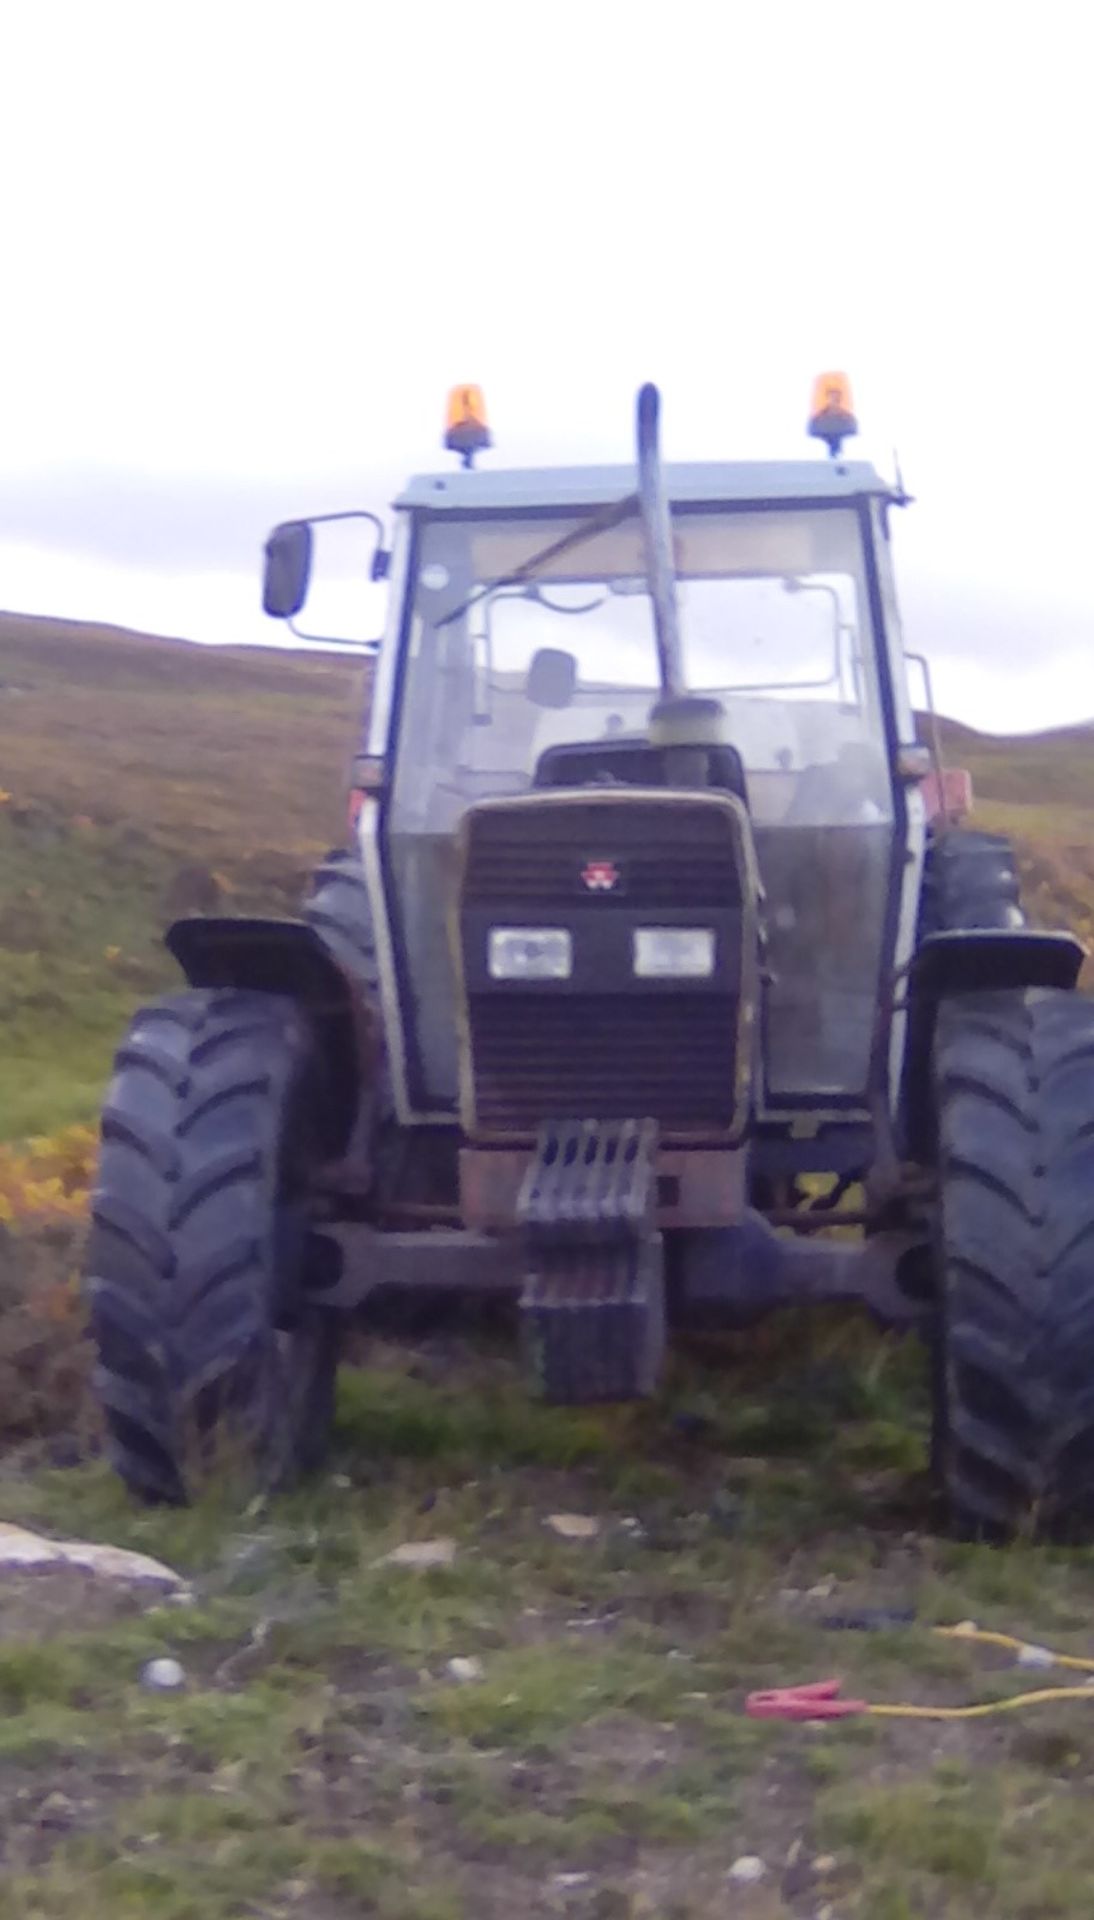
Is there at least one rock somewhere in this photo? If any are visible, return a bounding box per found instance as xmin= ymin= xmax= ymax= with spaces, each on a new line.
xmin=446 ymin=1656 xmax=484 ymax=1684
xmin=141 ymin=1658 xmax=185 ymax=1691
xmin=375 ymin=1538 xmax=457 ymax=1570
xmin=708 ymin=1490 xmax=743 ymax=1535
xmin=37 ymin=1791 xmax=76 ymax=1827
xmin=671 ymin=1410 xmax=714 ymax=1440
xmin=0 ymin=1522 xmax=185 ymax=1592
xmin=727 ymin=1855 xmax=766 ymax=1885
xmin=813 ymin=1854 xmax=838 ymax=1875
xmin=1017 ymin=1643 xmax=1055 ymax=1669
xmin=545 ymin=1513 xmax=600 ymax=1541
xmin=553 ymin=1872 xmax=591 ymax=1889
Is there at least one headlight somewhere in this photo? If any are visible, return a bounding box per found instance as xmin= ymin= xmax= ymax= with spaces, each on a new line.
xmin=633 ymin=927 xmax=715 ymax=979
xmin=488 ymin=927 xmax=573 ymax=980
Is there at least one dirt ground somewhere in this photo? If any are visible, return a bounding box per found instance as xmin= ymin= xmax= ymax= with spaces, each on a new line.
xmin=1 ymin=1324 xmax=1094 ymax=1918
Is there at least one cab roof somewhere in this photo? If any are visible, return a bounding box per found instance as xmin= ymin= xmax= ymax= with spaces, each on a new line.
xmin=395 ymin=459 xmax=895 ymax=514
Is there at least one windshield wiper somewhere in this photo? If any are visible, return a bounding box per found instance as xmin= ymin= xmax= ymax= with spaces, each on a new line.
xmin=436 ymin=491 xmax=638 ymax=628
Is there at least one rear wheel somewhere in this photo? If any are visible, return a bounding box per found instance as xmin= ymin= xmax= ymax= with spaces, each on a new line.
xmin=303 ymin=847 xmax=401 ymax=1189
xmin=919 ymin=828 xmax=1025 ymax=936
xmin=85 ymin=989 xmax=338 ymax=1504
xmin=304 ymin=849 xmax=382 ymax=997
xmin=932 ymin=987 xmax=1094 ymax=1538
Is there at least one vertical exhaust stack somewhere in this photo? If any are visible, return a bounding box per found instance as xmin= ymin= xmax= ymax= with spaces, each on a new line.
xmin=636 ymin=381 xmax=726 ymax=782
xmin=636 ymin=382 xmax=685 ymax=699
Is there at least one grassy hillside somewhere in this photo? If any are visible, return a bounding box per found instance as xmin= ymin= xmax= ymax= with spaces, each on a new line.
xmin=3 ymin=614 xmax=1094 ymax=1140
xmin=0 ymin=614 xmax=364 ymax=1138
xmin=936 ymin=716 xmax=1094 ymax=968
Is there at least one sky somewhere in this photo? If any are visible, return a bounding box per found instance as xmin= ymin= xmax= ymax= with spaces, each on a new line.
xmin=0 ymin=0 xmax=1091 ymax=733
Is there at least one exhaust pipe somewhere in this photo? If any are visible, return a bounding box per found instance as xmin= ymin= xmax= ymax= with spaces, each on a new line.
xmin=636 ymin=383 xmax=685 ymax=700
xmin=637 ymin=383 xmax=724 ymax=778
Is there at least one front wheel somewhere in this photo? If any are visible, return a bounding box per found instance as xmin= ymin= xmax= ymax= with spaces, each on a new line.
xmin=85 ymin=989 xmax=339 ymax=1503
xmin=932 ymin=987 xmax=1094 ymax=1539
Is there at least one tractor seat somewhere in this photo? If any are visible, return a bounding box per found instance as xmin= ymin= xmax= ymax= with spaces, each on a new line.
xmin=533 ymin=736 xmax=748 ymax=804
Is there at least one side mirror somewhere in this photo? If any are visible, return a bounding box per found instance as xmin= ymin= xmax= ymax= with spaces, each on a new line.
xmin=527 ymin=647 xmax=577 ymax=710
xmin=263 ymin=521 xmax=313 ymax=618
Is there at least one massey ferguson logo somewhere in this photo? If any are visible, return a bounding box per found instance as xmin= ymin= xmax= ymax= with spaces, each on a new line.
xmin=581 ymin=859 xmax=621 ymax=893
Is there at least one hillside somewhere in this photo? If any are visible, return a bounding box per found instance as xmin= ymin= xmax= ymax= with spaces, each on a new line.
xmin=3 ymin=612 xmax=1094 ymax=1138
xmin=0 ymin=613 xmax=365 ymax=1137
xmin=932 ymin=713 xmax=1094 ymax=971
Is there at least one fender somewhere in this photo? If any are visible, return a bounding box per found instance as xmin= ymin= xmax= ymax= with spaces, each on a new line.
xmin=165 ymin=915 xmax=372 ymax=1155
xmin=909 ymin=927 xmax=1085 ymax=999
xmin=901 ymin=928 xmax=1087 ymax=1160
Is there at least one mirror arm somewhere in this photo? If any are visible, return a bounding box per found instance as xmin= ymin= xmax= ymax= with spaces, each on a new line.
xmin=285 ymin=619 xmax=381 ymax=653
xmin=293 ymin=508 xmax=391 ymax=587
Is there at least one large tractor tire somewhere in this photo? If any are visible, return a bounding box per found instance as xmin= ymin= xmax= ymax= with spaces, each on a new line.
xmin=85 ymin=989 xmax=338 ymax=1504
xmin=919 ymin=828 xmax=1025 ymax=937
xmin=303 ymin=847 xmax=398 ymax=1168
xmin=932 ymin=987 xmax=1094 ymax=1539
xmin=304 ymin=849 xmax=383 ymax=1000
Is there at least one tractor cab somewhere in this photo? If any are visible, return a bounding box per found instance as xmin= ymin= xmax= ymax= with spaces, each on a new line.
xmin=376 ymin=448 xmax=913 ymax=1132
xmin=264 ymin=380 xmax=923 ymax=1165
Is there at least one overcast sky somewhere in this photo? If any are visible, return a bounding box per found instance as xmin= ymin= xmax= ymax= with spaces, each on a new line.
xmin=0 ymin=1 xmax=1090 ymax=732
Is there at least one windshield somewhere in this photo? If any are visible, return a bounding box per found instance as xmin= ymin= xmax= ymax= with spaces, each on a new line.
xmin=387 ymin=502 xmax=895 ymax=1109
xmin=391 ymin=505 xmax=889 ymax=830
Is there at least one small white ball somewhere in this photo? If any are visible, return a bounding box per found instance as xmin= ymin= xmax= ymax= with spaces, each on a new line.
xmin=142 ymin=1657 xmax=185 ymax=1691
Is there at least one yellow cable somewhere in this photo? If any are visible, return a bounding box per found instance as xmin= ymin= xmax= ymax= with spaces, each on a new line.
xmin=933 ymin=1624 xmax=1094 ymax=1674
xmin=839 ymin=1624 xmax=1094 ymax=1719
xmin=868 ymin=1687 xmax=1094 ymax=1721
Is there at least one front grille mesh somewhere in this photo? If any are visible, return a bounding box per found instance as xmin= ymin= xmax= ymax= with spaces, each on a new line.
xmin=471 ymin=995 xmax=737 ymax=1133
xmin=462 ymin=797 xmax=745 ymax=1137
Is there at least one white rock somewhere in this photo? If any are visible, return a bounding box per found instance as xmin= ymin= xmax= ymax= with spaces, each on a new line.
xmin=375 ymin=1538 xmax=457 ymax=1570
xmin=813 ymin=1853 xmax=838 ymax=1874
xmin=0 ymin=1522 xmax=183 ymax=1590
xmin=545 ymin=1513 xmax=599 ymax=1541
xmin=727 ymin=1855 xmax=766 ymax=1885
xmin=141 ymin=1658 xmax=185 ymax=1691
xmin=1016 ymin=1643 xmax=1055 ymax=1670
xmin=446 ymin=1657 xmax=484 ymax=1684
xmin=553 ymin=1872 xmax=591 ymax=1889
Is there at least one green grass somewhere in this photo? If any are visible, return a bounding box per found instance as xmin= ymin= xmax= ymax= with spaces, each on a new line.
xmin=0 ymin=613 xmax=362 ymax=1140
xmin=3 ymin=1336 xmax=1094 ymax=1913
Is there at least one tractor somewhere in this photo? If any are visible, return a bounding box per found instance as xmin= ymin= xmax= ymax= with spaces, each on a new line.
xmin=84 ymin=376 xmax=1094 ymax=1539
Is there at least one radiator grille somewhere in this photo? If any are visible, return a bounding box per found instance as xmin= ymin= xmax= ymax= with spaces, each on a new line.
xmin=461 ymin=796 xmax=748 ymax=1137
xmin=470 ymin=995 xmax=738 ymax=1134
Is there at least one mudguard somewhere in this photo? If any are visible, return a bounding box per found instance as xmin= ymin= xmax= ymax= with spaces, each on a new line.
xmin=165 ymin=915 xmax=371 ymax=1155
xmin=901 ymin=927 xmax=1087 ymax=1161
